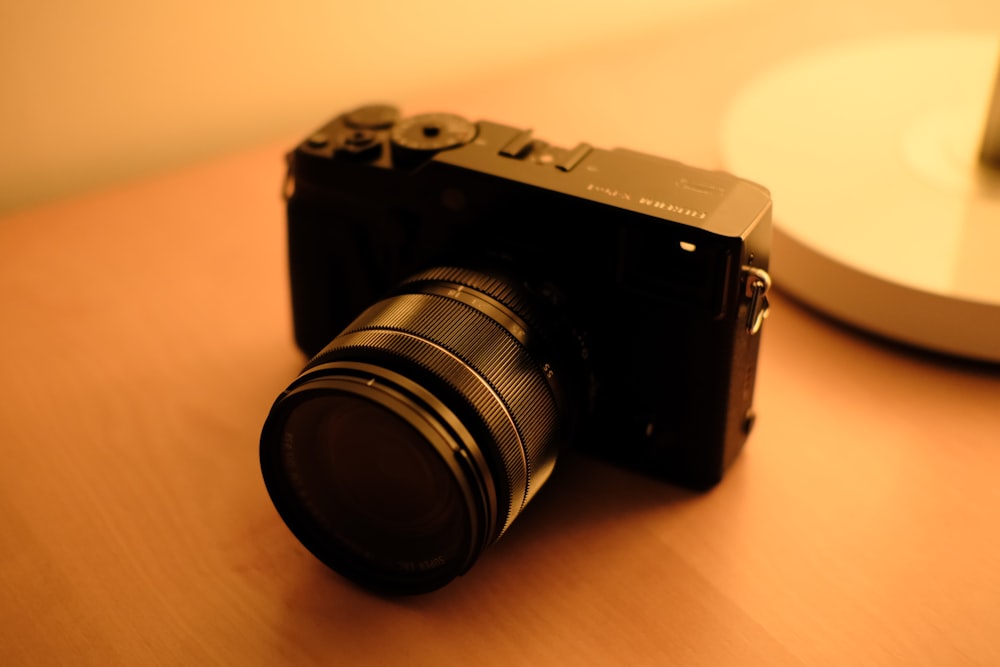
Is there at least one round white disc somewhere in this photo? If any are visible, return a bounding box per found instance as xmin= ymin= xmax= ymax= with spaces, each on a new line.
xmin=721 ymin=34 xmax=1000 ymax=362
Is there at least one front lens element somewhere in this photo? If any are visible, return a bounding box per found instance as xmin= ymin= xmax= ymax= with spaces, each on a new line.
xmin=281 ymin=392 xmax=471 ymax=579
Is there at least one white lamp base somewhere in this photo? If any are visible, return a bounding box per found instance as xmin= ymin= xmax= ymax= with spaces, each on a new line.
xmin=721 ymin=34 xmax=1000 ymax=362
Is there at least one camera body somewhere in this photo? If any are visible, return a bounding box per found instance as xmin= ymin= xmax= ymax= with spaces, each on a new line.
xmin=284 ymin=104 xmax=771 ymax=491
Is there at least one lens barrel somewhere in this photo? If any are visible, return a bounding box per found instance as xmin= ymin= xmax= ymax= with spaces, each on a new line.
xmin=260 ymin=266 xmax=580 ymax=593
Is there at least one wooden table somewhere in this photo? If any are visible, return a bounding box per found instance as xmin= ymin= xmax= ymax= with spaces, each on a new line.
xmin=3 ymin=3 xmax=1000 ymax=664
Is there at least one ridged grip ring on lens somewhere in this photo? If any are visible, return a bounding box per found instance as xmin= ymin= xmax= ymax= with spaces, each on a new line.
xmin=400 ymin=267 xmax=538 ymax=328
xmin=313 ymin=280 xmax=562 ymax=537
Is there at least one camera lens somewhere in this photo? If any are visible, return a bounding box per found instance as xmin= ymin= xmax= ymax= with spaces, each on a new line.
xmin=278 ymin=391 xmax=473 ymax=582
xmin=260 ymin=266 xmax=584 ymax=593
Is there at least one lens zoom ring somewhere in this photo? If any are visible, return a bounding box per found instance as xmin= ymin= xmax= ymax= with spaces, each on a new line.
xmin=352 ymin=294 xmax=560 ymax=483
xmin=344 ymin=293 xmax=560 ymax=515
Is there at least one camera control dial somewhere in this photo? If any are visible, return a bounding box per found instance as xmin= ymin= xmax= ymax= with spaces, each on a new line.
xmin=391 ymin=113 xmax=477 ymax=154
xmin=345 ymin=104 xmax=399 ymax=130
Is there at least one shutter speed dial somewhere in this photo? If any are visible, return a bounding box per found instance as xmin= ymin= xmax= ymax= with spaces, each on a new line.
xmin=391 ymin=113 xmax=477 ymax=155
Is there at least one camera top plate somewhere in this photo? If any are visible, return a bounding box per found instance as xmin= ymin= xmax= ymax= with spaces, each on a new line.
xmin=294 ymin=105 xmax=771 ymax=244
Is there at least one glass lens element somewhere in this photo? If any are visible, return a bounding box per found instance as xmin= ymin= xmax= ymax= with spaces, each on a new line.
xmin=282 ymin=394 xmax=469 ymax=576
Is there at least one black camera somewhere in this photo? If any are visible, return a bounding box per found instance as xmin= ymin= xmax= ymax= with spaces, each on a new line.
xmin=260 ymin=104 xmax=772 ymax=594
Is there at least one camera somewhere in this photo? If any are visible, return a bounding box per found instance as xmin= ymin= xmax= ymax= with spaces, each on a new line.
xmin=260 ymin=104 xmax=772 ymax=594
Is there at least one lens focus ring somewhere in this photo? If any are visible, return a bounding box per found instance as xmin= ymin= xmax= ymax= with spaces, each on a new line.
xmin=308 ymin=270 xmax=563 ymax=536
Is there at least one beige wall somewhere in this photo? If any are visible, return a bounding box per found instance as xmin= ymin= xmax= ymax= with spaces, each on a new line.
xmin=0 ymin=0 xmax=751 ymax=214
